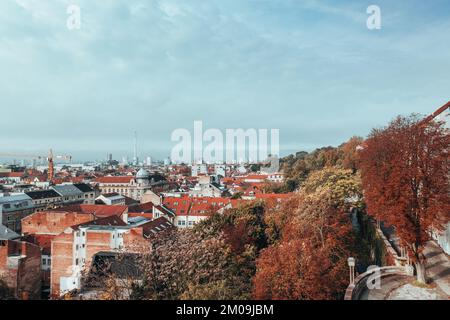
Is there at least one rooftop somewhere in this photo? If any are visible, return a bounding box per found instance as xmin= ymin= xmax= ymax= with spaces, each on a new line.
xmin=0 ymin=224 xmax=20 ymax=240
xmin=73 ymin=183 xmax=94 ymax=193
xmin=25 ymin=189 xmax=61 ymax=200
xmin=51 ymin=184 xmax=83 ymax=197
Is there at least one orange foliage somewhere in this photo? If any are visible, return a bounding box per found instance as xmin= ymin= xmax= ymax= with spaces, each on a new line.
xmin=253 ymin=191 xmax=356 ymax=300
xmin=359 ymin=115 xmax=450 ymax=279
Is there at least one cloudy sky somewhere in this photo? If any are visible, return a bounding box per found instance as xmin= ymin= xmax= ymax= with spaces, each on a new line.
xmin=0 ymin=0 xmax=449 ymax=161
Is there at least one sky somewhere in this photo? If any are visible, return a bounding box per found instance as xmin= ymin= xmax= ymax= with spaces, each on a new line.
xmin=0 ymin=0 xmax=449 ymax=162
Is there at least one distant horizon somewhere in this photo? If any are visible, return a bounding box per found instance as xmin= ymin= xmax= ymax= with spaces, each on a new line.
xmin=0 ymin=106 xmax=441 ymax=164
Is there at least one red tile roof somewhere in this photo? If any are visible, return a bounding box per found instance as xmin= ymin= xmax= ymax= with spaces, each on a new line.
xmin=162 ymin=196 xmax=236 ymax=216
xmin=95 ymin=176 xmax=134 ymax=184
xmin=56 ymin=204 xmax=128 ymax=217
xmin=0 ymin=172 xmax=24 ymax=178
xmin=128 ymin=212 xmax=153 ymax=219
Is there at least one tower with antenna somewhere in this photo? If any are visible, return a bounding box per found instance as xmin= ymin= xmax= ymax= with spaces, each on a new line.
xmin=133 ymin=131 xmax=139 ymax=166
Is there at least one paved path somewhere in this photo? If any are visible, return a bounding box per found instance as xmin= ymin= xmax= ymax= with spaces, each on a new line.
xmin=358 ymin=241 xmax=450 ymax=300
xmin=359 ymin=274 xmax=411 ymax=300
xmin=424 ymin=241 xmax=450 ymax=296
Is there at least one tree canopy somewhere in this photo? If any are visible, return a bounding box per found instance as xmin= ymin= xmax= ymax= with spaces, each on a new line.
xmin=359 ymin=114 xmax=450 ymax=283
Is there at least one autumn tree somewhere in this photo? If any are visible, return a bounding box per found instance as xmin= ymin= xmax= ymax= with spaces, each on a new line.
xmin=339 ymin=136 xmax=364 ymax=172
xmin=196 ymin=201 xmax=268 ymax=252
xmin=301 ymin=167 xmax=364 ymax=211
xmin=359 ymin=114 xmax=450 ymax=283
xmin=253 ymin=189 xmax=357 ymax=300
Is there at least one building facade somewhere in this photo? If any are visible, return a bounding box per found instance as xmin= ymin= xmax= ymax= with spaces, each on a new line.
xmin=0 ymin=194 xmax=34 ymax=233
xmin=94 ymin=169 xmax=165 ymax=201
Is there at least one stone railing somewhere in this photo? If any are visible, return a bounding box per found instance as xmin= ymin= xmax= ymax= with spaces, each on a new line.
xmin=375 ymin=226 xmax=408 ymax=266
xmin=344 ymin=266 xmax=410 ymax=300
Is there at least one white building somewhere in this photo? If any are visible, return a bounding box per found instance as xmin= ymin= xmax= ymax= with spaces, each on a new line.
xmin=266 ymin=173 xmax=284 ymax=183
xmin=94 ymin=169 xmax=165 ymax=201
xmin=191 ymin=163 xmax=207 ymax=177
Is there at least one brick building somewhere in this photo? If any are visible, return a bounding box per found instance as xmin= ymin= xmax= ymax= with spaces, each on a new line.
xmin=0 ymin=239 xmax=41 ymax=299
xmin=50 ymin=215 xmax=170 ymax=297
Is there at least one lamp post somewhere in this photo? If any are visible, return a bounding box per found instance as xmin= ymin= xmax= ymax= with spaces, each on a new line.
xmin=348 ymin=257 xmax=356 ymax=286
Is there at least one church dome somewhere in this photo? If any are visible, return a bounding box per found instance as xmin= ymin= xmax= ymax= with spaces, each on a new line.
xmin=136 ymin=168 xmax=150 ymax=179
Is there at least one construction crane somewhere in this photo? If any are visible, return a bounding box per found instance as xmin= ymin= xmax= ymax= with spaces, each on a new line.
xmin=0 ymin=149 xmax=72 ymax=182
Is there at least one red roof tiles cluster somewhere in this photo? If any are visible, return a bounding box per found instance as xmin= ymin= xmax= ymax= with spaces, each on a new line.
xmin=94 ymin=176 xmax=134 ymax=184
xmin=162 ymin=196 xmax=240 ymax=216
xmin=0 ymin=172 xmax=24 ymax=178
xmin=53 ymin=204 xmax=128 ymax=218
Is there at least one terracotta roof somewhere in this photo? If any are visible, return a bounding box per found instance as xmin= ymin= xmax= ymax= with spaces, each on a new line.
xmin=56 ymin=204 xmax=128 ymax=217
xmin=95 ymin=176 xmax=134 ymax=184
xmin=128 ymin=212 xmax=153 ymax=220
xmin=162 ymin=196 xmax=235 ymax=216
xmin=0 ymin=172 xmax=24 ymax=178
